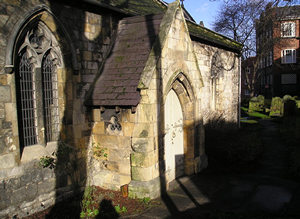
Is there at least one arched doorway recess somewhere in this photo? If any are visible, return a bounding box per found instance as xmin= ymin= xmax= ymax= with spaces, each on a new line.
xmin=163 ymin=72 xmax=196 ymax=187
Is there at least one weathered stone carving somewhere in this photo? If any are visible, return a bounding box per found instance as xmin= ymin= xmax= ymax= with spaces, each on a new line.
xmin=18 ymin=22 xmax=62 ymax=68
xmin=108 ymin=116 xmax=122 ymax=132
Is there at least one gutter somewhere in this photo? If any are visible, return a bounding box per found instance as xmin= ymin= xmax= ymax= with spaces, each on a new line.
xmin=81 ymin=0 xmax=136 ymax=15
xmin=56 ymin=0 xmax=136 ymax=16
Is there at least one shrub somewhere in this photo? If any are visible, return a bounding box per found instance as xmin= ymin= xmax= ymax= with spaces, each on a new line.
xmin=205 ymin=124 xmax=263 ymax=173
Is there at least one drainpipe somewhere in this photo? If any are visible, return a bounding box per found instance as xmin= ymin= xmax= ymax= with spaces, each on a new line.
xmin=238 ymin=55 xmax=241 ymax=128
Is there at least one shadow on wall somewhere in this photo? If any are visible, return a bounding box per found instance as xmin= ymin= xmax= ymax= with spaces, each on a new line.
xmin=44 ymin=0 xmax=119 ymax=217
xmin=28 ymin=0 xmax=242 ymax=217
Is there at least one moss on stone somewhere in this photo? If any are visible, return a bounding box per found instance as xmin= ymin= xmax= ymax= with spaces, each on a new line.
xmin=187 ymin=21 xmax=243 ymax=53
xmin=270 ymin=97 xmax=283 ymax=117
xmin=139 ymin=130 xmax=148 ymax=138
xmin=249 ymin=95 xmax=264 ymax=113
xmin=115 ymin=56 xmax=124 ymax=62
xmin=131 ymin=152 xmax=146 ymax=167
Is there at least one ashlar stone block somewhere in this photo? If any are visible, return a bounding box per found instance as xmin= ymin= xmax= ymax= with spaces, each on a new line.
xmin=121 ymin=122 xmax=134 ymax=137
xmin=131 ymin=150 xmax=158 ymax=168
xmin=93 ymin=135 xmax=131 ymax=149
xmin=136 ymin=104 xmax=157 ymax=123
xmin=0 ymin=153 xmax=16 ymax=169
xmin=92 ymin=122 xmax=105 ymax=135
xmin=132 ymin=122 xmax=154 ymax=138
xmin=131 ymin=137 xmax=155 ymax=153
xmin=0 ymin=86 xmax=11 ymax=102
xmin=118 ymin=161 xmax=131 ymax=175
xmin=128 ymin=177 xmax=160 ymax=199
xmin=131 ymin=164 xmax=159 ymax=182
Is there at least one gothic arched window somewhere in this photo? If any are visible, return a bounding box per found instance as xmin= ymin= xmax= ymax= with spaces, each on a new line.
xmin=15 ymin=22 xmax=62 ymax=151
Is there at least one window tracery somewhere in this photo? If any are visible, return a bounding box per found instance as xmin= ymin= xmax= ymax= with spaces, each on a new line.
xmin=16 ymin=21 xmax=62 ymax=149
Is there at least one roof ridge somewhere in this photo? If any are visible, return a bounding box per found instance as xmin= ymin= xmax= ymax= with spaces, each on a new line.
xmin=120 ymin=13 xmax=164 ymax=25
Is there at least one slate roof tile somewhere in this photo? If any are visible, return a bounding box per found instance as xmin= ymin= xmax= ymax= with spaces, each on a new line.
xmin=90 ymin=0 xmax=242 ymax=53
xmin=88 ymin=14 xmax=163 ymax=107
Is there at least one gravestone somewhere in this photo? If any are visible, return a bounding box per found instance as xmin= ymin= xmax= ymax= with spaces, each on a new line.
xmin=269 ymin=97 xmax=283 ymax=117
xmin=249 ymin=95 xmax=264 ymax=112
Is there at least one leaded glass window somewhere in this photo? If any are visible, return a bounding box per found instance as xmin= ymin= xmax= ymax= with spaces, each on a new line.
xmin=16 ymin=51 xmax=38 ymax=147
xmin=15 ymin=22 xmax=62 ymax=151
xmin=42 ymin=52 xmax=59 ymax=143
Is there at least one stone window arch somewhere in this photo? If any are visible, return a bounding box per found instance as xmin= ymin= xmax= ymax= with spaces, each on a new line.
xmin=15 ymin=21 xmax=62 ymax=152
xmin=211 ymin=52 xmax=223 ymax=110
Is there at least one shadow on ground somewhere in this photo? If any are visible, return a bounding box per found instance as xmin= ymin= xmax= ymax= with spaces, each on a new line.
xmin=134 ymin=119 xmax=300 ymax=219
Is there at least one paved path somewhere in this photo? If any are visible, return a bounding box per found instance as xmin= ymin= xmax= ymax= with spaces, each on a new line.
xmin=129 ymin=120 xmax=300 ymax=218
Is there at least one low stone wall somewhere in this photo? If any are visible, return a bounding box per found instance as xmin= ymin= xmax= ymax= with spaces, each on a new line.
xmin=0 ymin=160 xmax=75 ymax=218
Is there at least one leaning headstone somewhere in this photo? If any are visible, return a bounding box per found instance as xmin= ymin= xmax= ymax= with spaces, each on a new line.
xmin=249 ymin=95 xmax=264 ymax=112
xmin=269 ymin=97 xmax=283 ymax=117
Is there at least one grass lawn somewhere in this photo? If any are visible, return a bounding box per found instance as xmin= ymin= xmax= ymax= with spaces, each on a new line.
xmin=241 ymin=107 xmax=271 ymax=119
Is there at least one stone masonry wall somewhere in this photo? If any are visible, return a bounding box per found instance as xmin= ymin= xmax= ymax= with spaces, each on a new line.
xmin=193 ymin=42 xmax=240 ymax=126
xmin=0 ymin=0 xmax=118 ymax=217
xmin=87 ymin=108 xmax=134 ymax=191
xmin=129 ymin=2 xmax=207 ymax=198
xmin=1 ymin=161 xmax=58 ymax=217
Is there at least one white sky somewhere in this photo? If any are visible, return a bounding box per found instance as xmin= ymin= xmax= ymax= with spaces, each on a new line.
xmin=163 ymin=0 xmax=222 ymax=30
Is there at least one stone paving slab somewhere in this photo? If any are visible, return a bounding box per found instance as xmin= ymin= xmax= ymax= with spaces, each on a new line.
xmin=131 ymin=174 xmax=300 ymax=218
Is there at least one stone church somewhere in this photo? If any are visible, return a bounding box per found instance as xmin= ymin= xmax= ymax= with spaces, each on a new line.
xmin=0 ymin=0 xmax=242 ymax=217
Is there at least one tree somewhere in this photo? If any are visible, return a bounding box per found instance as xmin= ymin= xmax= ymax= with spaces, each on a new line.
xmin=213 ymin=0 xmax=270 ymax=59
xmin=212 ymin=0 xmax=299 ymax=97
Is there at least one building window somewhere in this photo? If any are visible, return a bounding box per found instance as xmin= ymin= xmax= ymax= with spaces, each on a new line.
xmin=281 ymin=22 xmax=295 ymax=37
xmin=281 ymin=49 xmax=296 ymax=64
xmin=269 ymin=51 xmax=273 ymax=66
xmin=15 ymin=22 xmax=62 ymax=150
xmin=281 ymin=74 xmax=297 ymax=84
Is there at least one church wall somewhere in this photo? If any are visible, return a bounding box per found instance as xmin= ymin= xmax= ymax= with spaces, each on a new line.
xmin=0 ymin=0 xmax=119 ymax=217
xmin=0 ymin=0 xmax=240 ymax=216
xmin=128 ymin=2 xmax=207 ymax=199
xmin=193 ymin=42 xmax=240 ymax=127
xmin=87 ymin=108 xmax=134 ymax=191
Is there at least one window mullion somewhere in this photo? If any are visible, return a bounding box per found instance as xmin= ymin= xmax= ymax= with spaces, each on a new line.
xmin=35 ymin=67 xmax=46 ymax=145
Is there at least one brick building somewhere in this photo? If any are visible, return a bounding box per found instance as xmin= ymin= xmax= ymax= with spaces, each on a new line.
xmin=241 ymin=56 xmax=257 ymax=100
xmin=0 ymin=0 xmax=242 ymax=217
xmin=256 ymin=5 xmax=300 ymax=98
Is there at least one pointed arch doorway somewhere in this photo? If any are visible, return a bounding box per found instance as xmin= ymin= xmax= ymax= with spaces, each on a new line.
xmin=164 ymin=89 xmax=184 ymax=184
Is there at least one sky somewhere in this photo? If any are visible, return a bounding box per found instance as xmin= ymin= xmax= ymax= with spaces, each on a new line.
xmin=163 ymin=0 xmax=222 ymax=30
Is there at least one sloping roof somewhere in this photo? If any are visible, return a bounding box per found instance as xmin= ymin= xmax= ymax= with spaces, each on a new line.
xmin=86 ymin=14 xmax=163 ymax=106
xmin=82 ymin=0 xmax=242 ymax=52
xmin=94 ymin=0 xmax=166 ymax=15
xmin=187 ymin=21 xmax=243 ymax=53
